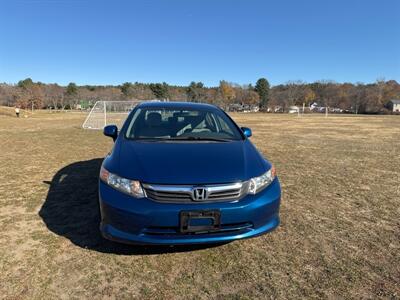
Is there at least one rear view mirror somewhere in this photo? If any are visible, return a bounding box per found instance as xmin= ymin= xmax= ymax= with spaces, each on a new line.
xmin=103 ymin=125 xmax=118 ymax=141
xmin=241 ymin=127 xmax=252 ymax=138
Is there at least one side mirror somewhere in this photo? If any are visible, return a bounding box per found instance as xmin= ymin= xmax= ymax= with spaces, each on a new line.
xmin=103 ymin=125 xmax=118 ymax=141
xmin=241 ymin=127 xmax=252 ymax=138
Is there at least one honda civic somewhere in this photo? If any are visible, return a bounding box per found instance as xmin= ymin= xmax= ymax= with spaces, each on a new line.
xmin=99 ymin=102 xmax=281 ymax=245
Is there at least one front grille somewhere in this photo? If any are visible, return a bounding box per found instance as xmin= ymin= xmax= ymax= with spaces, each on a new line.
xmin=144 ymin=189 xmax=192 ymax=202
xmin=143 ymin=222 xmax=253 ymax=236
xmin=208 ymin=189 xmax=241 ymax=200
xmin=142 ymin=182 xmax=249 ymax=203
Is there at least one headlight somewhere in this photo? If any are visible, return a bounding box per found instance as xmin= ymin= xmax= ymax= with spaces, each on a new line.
xmin=100 ymin=166 xmax=144 ymax=198
xmin=248 ymin=166 xmax=276 ymax=194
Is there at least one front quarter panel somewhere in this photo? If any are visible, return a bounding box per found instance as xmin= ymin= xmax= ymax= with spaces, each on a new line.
xmin=102 ymin=135 xmax=122 ymax=174
xmin=242 ymin=139 xmax=272 ymax=178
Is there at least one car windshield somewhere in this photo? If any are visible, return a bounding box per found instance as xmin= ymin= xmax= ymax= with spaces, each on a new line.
xmin=125 ymin=107 xmax=243 ymax=141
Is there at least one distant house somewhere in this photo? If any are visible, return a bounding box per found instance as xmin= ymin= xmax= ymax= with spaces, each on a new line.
xmin=227 ymin=103 xmax=243 ymax=112
xmin=227 ymin=103 xmax=259 ymax=113
xmin=387 ymin=99 xmax=400 ymax=112
xmin=288 ymin=106 xmax=299 ymax=114
xmin=269 ymin=106 xmax=283 ymax=113
xmin=310 ymin=102 xmax=319 ymax=110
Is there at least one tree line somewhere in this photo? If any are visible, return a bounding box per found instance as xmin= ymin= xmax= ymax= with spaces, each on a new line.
xmin=0 ymin=77 xmax=399 ymax=114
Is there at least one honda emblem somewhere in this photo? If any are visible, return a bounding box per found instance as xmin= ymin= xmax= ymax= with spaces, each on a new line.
xmin=192 ymin=187 xmax=209 ymax=201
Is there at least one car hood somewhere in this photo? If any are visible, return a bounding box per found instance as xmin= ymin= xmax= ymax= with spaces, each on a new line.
xmin=112 ymin=139 xmax=270 ymax=184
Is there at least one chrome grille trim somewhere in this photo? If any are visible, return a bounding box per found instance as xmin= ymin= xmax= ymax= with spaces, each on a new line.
xmin=142 ymin=182 xmax=248 ymax=203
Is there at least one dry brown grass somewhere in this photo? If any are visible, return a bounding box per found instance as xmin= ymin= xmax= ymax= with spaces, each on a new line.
xmin=0 ymin=111 xmax=399 ymax=299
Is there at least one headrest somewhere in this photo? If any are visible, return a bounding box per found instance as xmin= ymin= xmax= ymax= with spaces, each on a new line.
xmin=168 ymin=116 xmax=178 ymax=124
xmin=147 ymin=112 xmax=162 ymax=126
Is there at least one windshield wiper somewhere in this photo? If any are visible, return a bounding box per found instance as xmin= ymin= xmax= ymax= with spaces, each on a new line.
xmin=169 ymin=136 xmax=232 ymax=142
xmin=133 ymin=136 xmax=234 ymax=142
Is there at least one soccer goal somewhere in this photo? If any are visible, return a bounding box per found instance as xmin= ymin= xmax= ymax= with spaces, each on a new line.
xmin=82 ymin=100 xmax=142 ymax=129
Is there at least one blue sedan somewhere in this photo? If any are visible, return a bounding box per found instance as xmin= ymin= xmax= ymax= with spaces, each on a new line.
xmin=99 ymin=102 xmax=281 ymax=245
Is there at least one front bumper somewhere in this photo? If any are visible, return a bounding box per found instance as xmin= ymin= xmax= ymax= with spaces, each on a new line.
xmin=99 ymin=178 xmax=281 ymax=245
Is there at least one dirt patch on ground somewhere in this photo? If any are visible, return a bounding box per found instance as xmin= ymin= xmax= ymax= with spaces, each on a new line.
xmin=0 ymin=111 xmax=399 ymax=299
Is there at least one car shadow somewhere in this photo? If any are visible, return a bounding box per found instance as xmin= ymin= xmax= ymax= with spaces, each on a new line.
xmin=39 ymin=158 xmax=225 ymax=255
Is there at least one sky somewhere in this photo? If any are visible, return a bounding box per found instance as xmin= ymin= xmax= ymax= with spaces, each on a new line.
xmin=0 ymin=0 xmax=399 ymax=87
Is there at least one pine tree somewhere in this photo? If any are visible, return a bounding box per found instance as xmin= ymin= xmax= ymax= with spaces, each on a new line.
xmin=255 ymin=78 xmax=270 ymax=110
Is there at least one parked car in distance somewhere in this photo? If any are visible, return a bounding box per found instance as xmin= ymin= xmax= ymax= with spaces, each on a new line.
xmin=99 ymin=102 xmax=281 ymax=245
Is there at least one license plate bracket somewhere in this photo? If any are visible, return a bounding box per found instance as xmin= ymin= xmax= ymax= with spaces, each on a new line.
xmin=180 ymin=210 xmax=221 ymax=233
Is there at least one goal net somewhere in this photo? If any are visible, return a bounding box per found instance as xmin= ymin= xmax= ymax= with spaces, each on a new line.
xmin=82 ymin=100 xmax=141 ymax=129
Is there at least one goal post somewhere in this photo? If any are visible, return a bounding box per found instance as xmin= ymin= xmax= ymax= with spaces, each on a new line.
xmin=82 ymin=100 xmax=142 ymax=129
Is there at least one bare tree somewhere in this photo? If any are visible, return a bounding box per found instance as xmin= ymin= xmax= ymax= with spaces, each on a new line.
xmin=44 ymin=84 xmax=64 ymax=109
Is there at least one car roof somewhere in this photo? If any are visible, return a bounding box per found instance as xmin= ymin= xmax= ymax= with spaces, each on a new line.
xmin=136 ymin=101 xmax=219 ymax=110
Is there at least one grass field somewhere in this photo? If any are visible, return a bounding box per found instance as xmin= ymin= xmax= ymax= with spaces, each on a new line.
xmin=0 ymin=111 xmax=399 ymax=299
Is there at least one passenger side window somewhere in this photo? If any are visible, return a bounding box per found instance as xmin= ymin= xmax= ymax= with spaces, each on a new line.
xmin=205 ymin=113 xmax=217 ymax=132
xmin=215 ymin=115 xmax=235 ymax=136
